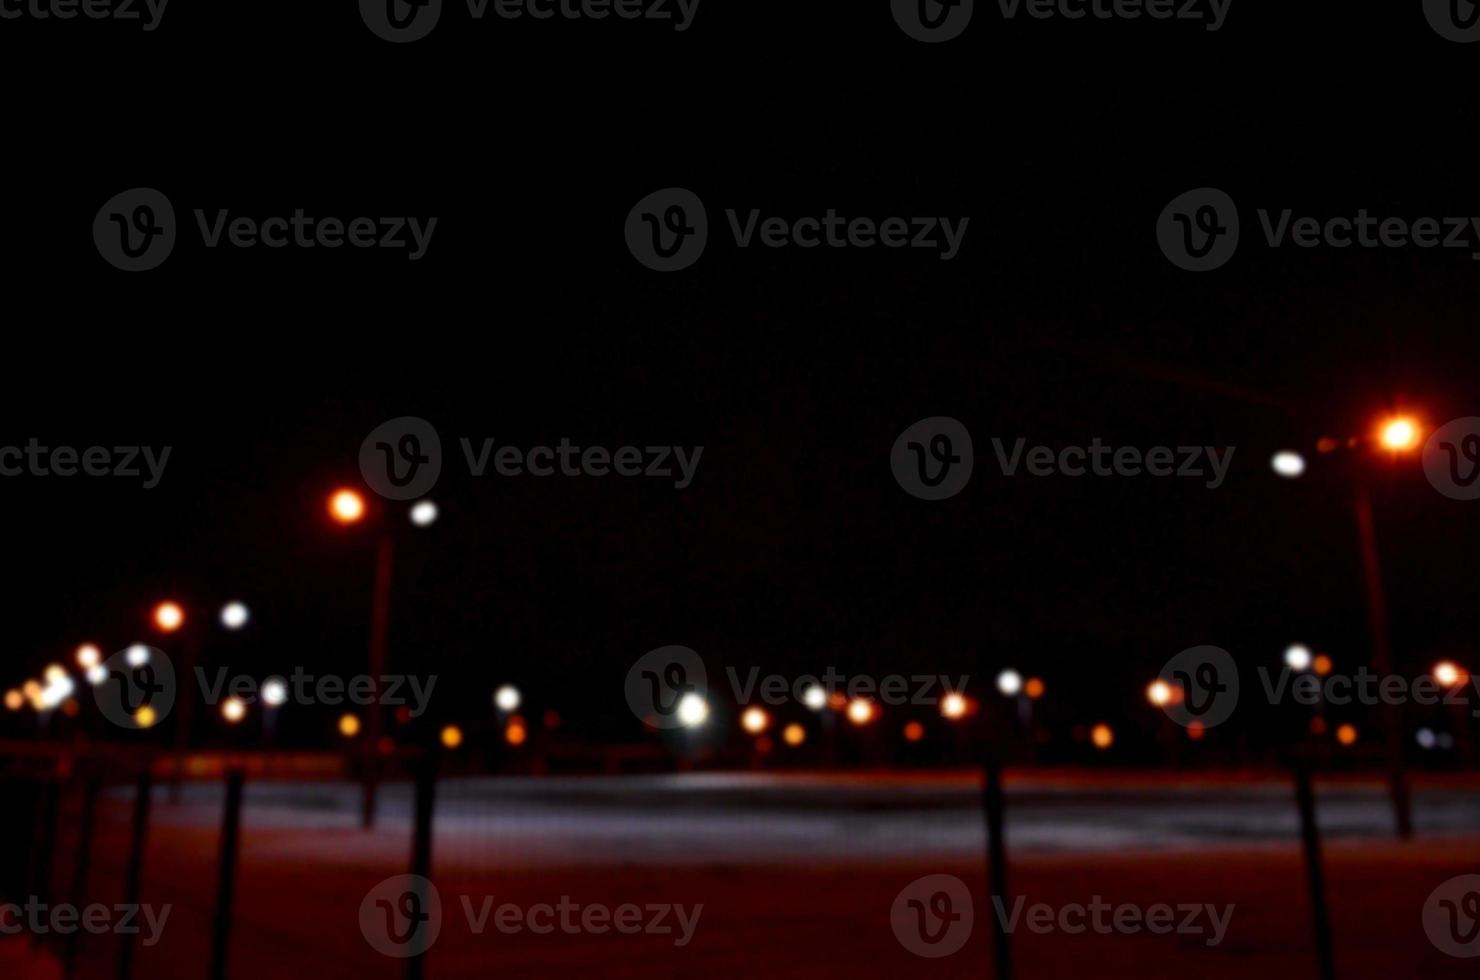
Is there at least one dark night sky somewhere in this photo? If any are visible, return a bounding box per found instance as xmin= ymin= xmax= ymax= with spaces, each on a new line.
xmin=0 ymin=2 xmax=1477 ymax=752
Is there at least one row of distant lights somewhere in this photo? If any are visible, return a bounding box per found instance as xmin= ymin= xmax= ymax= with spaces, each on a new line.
xmin=1270 ymin=417 xmax=1421 ymax=479
xmin=665 ymin=670 xmax=1062 ymax=748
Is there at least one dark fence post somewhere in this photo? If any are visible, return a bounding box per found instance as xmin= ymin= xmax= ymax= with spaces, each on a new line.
xmin=62 ymin=776 xmax=100 ymax=979
xmin=118 ymin=770 xmax=153 ymax=980
xmin=407 ymin=751 xmax=439 ymax=980
xmin=209 ymin=770 xmax=245 ymax=980
xmin=1293 ymin=763 xmax=1337 ymax=980
xmin=982 ymin=760 xmax=1012 ymax=980
xmin=27 ymin=779 xmax=61 ymax=917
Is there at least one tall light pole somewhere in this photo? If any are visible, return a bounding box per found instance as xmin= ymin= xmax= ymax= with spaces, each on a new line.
xmin=328 ymin=488 xmax=437 ymax=829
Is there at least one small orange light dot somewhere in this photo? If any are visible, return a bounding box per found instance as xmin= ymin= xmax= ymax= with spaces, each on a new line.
xmin=1024 ymin=678 xmax=1045 ymax=700
xmin=1091 ymin=723 xmax=1114 ymax=750
xmin=329 ymin=489 xmax=366 ymax=525
xmin=903 ymin=721 xmax=925 ymax=742
xmin=1312 ymin=655 xmax=1333 ymax=677
xmin=782 ymin=723 xmax=806 ymax=747
xmin=153 ymin=601 xmax=185 ymax=633
xmin=440 ymin=725 xmax=463 ymax=749
xmin=1336 ymin=723 xmax=1358 ymax=746
xmin=338 ymin=714 xmax=361 ymax=738
xmin=505 ymin=720 xmax=528 ymax=746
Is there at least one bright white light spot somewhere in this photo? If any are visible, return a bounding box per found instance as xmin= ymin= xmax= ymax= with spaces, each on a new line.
xmin=494 ymin=685 xmax=521 ymax=712
xmin=740 ymin=706 xmax=769 ymax=734
xmin=221 ymin=697 xmax=247 ymax=724
xmin=126 ymin=645 xmax=151 ymax=668
xmin=1271 ymin=452 xmax=1306 ymax=478
xmin=262 ymin=677 xmax=288 ymax=707
xmin=996 ymin=670 xmax=1023 ymax=697
xmin=86 ymin=665 xmax=108 ymax=686
xmin=941 ymin=693 xmax=968 ymax=720
xmin=410 ymin=500 xmax=439 ymax=527
xmin=220 ymin=602 xmax=250 ymax=630
xmin=802 ymin=685 xmax=827 ymax=711
xmin=1284 ymin=645 xmax=1313 ymax=672
xmin=44 ymin=664 xmax=66 ymax=685
xmin=75 ymin=644 xmax=101 ymax=670
xmin=39 ymin=676 xmax=74 ymax=710
xmin=677 ymin=692 xmax=709 ymax=728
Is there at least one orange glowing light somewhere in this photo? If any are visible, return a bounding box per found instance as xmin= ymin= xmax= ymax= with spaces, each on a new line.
xmin=941 ymin=693 xmax=968 ymax=720
xmin=440 ymin=725 xmax=464 ymax=749
xmin=3 ymin=690 xmax=21 ymax=711
xmin=1312 ymin=654 xmax=1333 ymax=677
xmin=827 ymin=692 xmax=848 ymax=711
xmin=782 ymin=723 xmax=806 ymax=747
xmin=846 ymin=700 xmax=876 ymax=726
xmin=1090 ymin=723 xmax=1114 ymax=750
xmin=505 ymin=720 xmax=528 ymax=746
xmin=135 ymin=705 xmax=158 ymax=729
xmin=903 ymin=721 xmax=925 ymax=742
xmin=221 ymin=697 xmax=247 ymax=724
xmin=1378 ymin=416 xmax=1420 ymax=452
xmin=75 ymin=644 xmax=101 ymax=670
xmin=1187 ymin=720 xmax=1206 ymax=741
xmin=740 ymin=706 xmax=770 ymax=734
xmin=1025 ymin=677 xmax=1045 ymax=700
xmin=329 ymin=489 xmax=366 ymax=525
xmin=1336 ymin=723 xmax=1358 ymax=746
xmin=338 ymin=714 xmax=361 ymax=738
xmin=1146 ymin=680 xmax=1175 ymax=708
xmin=1433 ymin=661 xmax=1468 ymax=690
xmin=153 ymin=601 xmax=185 ymax=633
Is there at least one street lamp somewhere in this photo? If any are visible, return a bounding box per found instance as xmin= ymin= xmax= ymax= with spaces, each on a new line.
xmin=1284 ymin=645 xmax=1313 ymax=672
xmin=326 ymin=486 xmax=439 ymax=829
xmin=1378 ymin=416 xmax=1420 ymax=452
xmin=494 ymin=684 xmax=521 ymax=713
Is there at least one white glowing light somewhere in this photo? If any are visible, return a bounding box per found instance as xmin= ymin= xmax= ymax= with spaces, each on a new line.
xmin=677 ymin=693 xmax=709 ymax=728
xmin=1271 ymin=452 xmax=1306 ymax=478
xmin=494 ymin=685 xmax=521 ymax=712
xmin=126 ymin=645 xmax=151 ymax=668
xmin=262 ymin=677 xmax=288 ymax=707
xmin=1284 ymin=644 xmax=1313 ymax=672
xmin=410 ymin=500 xmax=439 ymax=527
xmin=802 ymin=685 xmax=828 ymax=711
xmin=996 ymin=670 xmax=1023 ymax=697
xmin=220 ymin=602 xmax=250 ymax=630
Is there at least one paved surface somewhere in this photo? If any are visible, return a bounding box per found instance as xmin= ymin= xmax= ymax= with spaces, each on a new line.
xmin=130 ymin=770 xmax=1480 ymax=865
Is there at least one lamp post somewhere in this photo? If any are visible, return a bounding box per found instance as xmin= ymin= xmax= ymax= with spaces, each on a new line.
xmin=154 ymin=598 xmax=251 ymax=800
